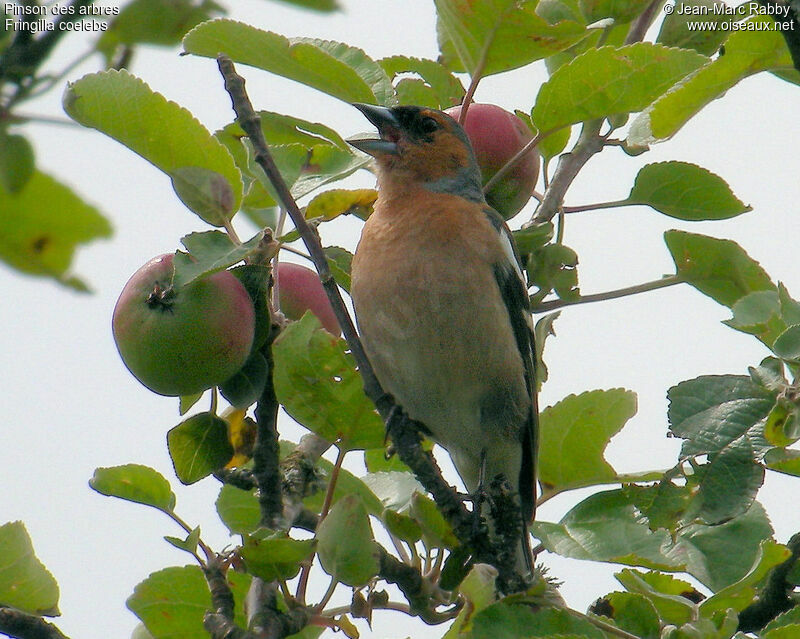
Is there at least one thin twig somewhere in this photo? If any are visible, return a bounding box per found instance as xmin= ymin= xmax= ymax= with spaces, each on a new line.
xmin=458 ymin=37 xmax=492 ymax=124
xmin=533 ymin=274 xmax=683 ymax=312
xmin=484 ymin=133 xmax=543 ymax=195
xmin=624 ymin=0 xmax=663 ymax=44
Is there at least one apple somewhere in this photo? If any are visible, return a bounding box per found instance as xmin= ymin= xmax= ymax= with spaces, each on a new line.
xmin=445 ymin=103 xmax=539 ymax=220
xmin=276 ymin=262 xmax=341 ymax=336
xmin=113 ymin=254 xmax=255 ymax=396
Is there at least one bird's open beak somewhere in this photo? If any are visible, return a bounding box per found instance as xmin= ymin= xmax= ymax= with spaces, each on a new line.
xmin=347 ymin=103 xmax=401 ymax=156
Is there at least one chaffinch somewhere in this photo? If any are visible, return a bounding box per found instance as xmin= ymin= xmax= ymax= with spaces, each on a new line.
xmin=348 ymin=104 xmax=538 ymax=573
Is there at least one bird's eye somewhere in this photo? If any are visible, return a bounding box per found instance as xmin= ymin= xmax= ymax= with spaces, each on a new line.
xmin=420 ymin=116 xmax=439 ymax=134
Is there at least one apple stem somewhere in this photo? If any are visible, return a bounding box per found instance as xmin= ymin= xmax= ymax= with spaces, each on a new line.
xmin=145 ymin=283 xmax=175 ymax=310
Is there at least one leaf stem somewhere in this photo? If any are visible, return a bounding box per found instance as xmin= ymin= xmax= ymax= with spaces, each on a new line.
xmin=314 ymin=576 xmax=340 ymax=612
xmin=533 ymin=274 xmax=683 ymax=313
xmin=562 ymin=199 xmax=631 ymax=214
xmin=573 ymin=609 xmax=643 ymax=639
xmin=319 ymin=447 xmax=346 ymax=521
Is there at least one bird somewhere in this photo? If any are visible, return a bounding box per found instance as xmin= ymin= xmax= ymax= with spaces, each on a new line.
xmin=347 ymin=103 xmax=539 ymax=575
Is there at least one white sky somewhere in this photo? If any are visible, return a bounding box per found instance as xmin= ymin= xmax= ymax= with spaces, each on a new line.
xmin=2 ymin=0 xmax=799 ymax=637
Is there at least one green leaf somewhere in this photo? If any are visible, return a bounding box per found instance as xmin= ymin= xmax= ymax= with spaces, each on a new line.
xmin=90 ymin=464 xmax=176 ymax=512
xmin=219 ymin=351 xmax=268 ymax=409
xmin=272 ymin=314 xmax=384 ymax=450
xmin=700 ymin=540 xmax=790 ymax=616
xmin=667 ymin=374 xmax=774 ymax=458
xmin=579 ymin=0 xmax=651 ymax=23
xmin=622 ymin=481 xmax=693 ymax=533
xmin=316 ymin=495 xmax=381 ymax=587
xmin=305 ymin=189 xmax=377 ymax=221
xmin=131 ymin=623 xmax=155 ymax=639
xmin=96 ymin=0 xmax=223 ymax=63
xmin=164 ymin=527 xmax=202 ymax=555
xmin=533 ymin=43 xmax=708 ymax=134
xmin=539 ymin=388 xmax=637 ymax=494
xmin=678 ymin=501 xmax=773 ymax=591
xmin=0 ymin=522 xmax=60 ymax=616
xmin=764 ymin=625 xmax=800 ymax=639
xmin=364 ymin=447 xmax=412 ymax=473
xmin=615 ymin=569 xmax=697 ymax=626
xmin=629 ymin=17 xmax=795 ymax=145
xmin=763 ymin=607 xmax=800 ymax=634
xmin=724 ymin=290 xmax=786 ymax=347
xmin=183 ymin=20 xmax=393 ymax=104
xmin=763 ymin=400 xmax=800 ymax=447
xmin=303 ymin=459 xmax=385 ymax=516
xmin=382 ymin=510 xmax=423 ymax=545
xmin=0 ymin=170 xmax=111 ymax=289
xmin=534 ymin=312 xmax=560 ymax=389
xmin=513 ymin=221 xmax=554 ymax=255
xmin=172 ymin=230 xmax=265 ymax=288
xmin=527 ymin=243 xmax=580 ymax=301
xmin=379 ymin=55 xmax=465 ymax=108
xmin=687 ymin=437 xmax=765 ymax=524
xmin=411 ymin=493 xmax=459 ymax=549
xmin=765 ymin=447 xmax=800 ymax=477
xmin=170 ymin=167 xmax=237 ymax=225
xmin=773 ymin=324 xmax=800 ymax=362
xmin=361 ymin=471 xmax=424 ymax=512
xmin=472 ymin=604 xmax=605 ymax=638
xmin=216 ymin=484 xmax=262 ymax=535
xmin=435 ymin=0 xmax=587 ymax=76
xmin=0 ymin=132 xmax=34 ymax=193
xmin=748 ymin=356 xmax=787 ymax=393
xmin=64 ymin=70 xmax=242 ymax=224
xmin=627 ymin=162 xmax=751 ymax=221
xmin=167 ymin=412 xmax=234 ymax=485
xmin=599 ymin=592 xmax=661 ymax=639
xmin=179 ymin=393 xmax=204 ymax=416
xmin=665 ymin=230 xmax=775 ymax=308
xmin=324 ymin=246 xmax=354 ymax=293
xmin=127 ymin=565 xmax=251 ymax=638
xmin=531 ymin=489 xmax=683 ymax=570
xmin=241 ymin=535 xmax=316 ymax=581
xmin=656 ymin=0 xmax=731 ymax=55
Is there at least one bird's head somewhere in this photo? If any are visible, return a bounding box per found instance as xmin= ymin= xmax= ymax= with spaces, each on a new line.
xmin=348 ymin=104 xmax=484 ymax=202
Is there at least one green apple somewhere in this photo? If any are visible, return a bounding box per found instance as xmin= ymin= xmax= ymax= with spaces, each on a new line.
xmin=113 ymin=254 xmax=255 ymax=396
xmin=446 ymin=103 xmax=540 ymax=219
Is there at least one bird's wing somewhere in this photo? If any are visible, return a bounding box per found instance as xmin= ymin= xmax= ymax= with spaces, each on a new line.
xmin=484 ymin=206 xmax=539 ymax=523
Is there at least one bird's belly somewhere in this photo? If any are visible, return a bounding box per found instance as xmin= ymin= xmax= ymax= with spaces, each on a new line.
xmin=353 ymin=263 xmax=528 ymax=467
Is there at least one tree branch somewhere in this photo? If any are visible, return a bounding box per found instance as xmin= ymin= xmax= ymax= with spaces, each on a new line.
xmin=0 ymin=609 xmax=70 ymax=639
xmin=534 ymin=120 xmax=605 ymax=223
xmin=253 ymin=322 xmax=285 ymax=529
